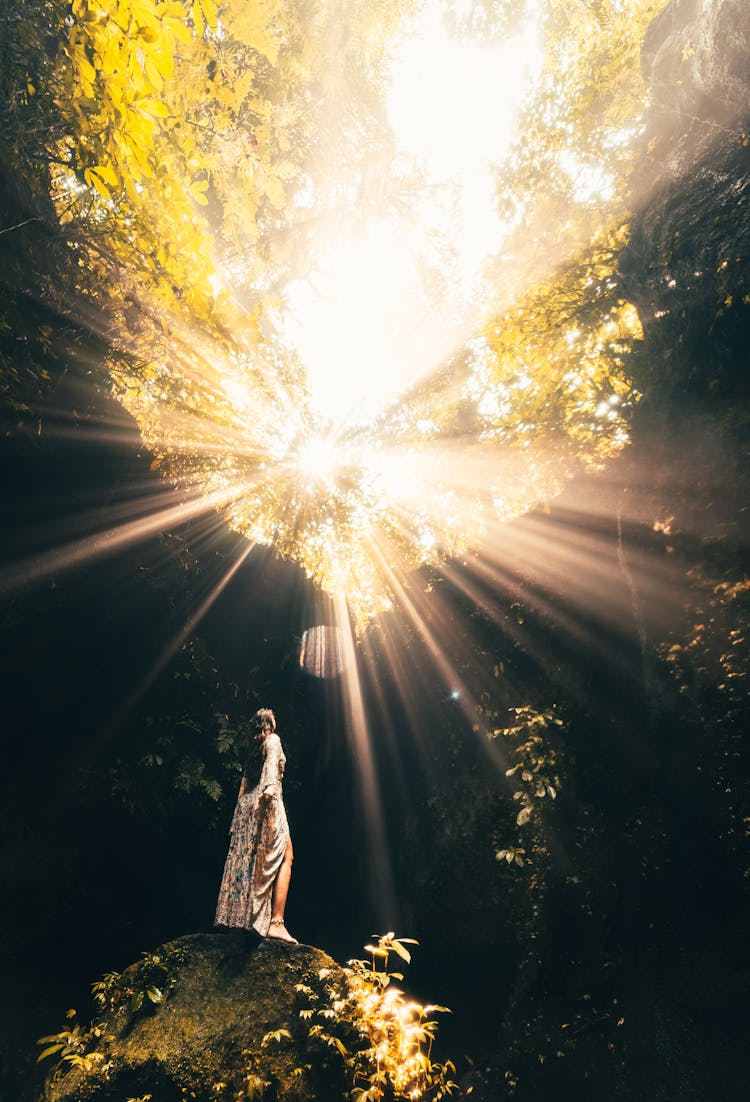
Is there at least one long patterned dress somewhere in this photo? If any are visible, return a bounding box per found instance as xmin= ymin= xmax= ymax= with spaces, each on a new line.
xmin=214 ymin=733 xmax=289 ymax=936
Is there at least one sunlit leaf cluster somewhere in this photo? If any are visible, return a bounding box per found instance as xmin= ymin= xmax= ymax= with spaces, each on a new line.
xmin=296 ymin=933 xmax=456 ymax=1101
xmin=497 ymin=0 xmax=666 ymax=267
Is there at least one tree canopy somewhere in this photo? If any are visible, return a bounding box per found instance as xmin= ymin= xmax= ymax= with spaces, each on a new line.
xmin=2 ymin=0 xmax=665 ymax=618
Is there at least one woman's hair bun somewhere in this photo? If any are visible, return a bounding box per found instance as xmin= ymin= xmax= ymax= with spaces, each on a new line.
xmin=248 ymin=708 xmax=276 ymax=735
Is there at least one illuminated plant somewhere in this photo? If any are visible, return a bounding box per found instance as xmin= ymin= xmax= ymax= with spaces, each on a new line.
xmin=494 ymin=706 xmax=564 ymax=865
xmin=296 ymin=933 xmax=456 ymax=1101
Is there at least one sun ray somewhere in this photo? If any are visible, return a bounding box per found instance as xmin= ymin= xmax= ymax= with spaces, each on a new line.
xmin=10 ymin=0 xmax=671 ymax=733
xmin=47 ymin=538 xmax=256 ymax=797
xmin=334 ymin=592 xmax=398 ymax=924
xmin=0 ymin=481 xmax=250 ymax=594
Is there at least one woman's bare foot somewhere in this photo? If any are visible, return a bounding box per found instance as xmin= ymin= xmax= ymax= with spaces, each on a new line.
xmin=267 ymin=917 xmax=298 ymax=944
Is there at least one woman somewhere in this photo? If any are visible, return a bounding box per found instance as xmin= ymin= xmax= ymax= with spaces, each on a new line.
xmin=214 ymin=708 xmax=297 ymax=944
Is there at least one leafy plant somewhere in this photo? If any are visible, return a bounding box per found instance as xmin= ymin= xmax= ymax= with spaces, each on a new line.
xmin=38 ymin=945 xmax=187 ymax=1087
xmin=493 ymin=705 xmax=564 ymax=862
xmin=37 ymin=1009 xmax=113 ymax=1081
xmin=117 ymin=946 xmax=187 ymax=1017
xmin=296 ymin=933 xmax=456 ymax=1101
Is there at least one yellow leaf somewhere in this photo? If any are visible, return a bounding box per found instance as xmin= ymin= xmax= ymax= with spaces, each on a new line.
xmin=140 ymin=97 xmax=169 ymax=118
xmin=199 ymin=0 xmax=218 ymax=31
xmin=84 ymin=167 xmax=111 ymax=199
xmin=153 ymin=43 xmax=174 ymax=82
xmin=126 ymin=49 xmax=148 ymax=90
xmin=144 ymin=54 xmax=164 ymax=92
xmin=168 ymin=18 xmax=193 ymax=45
xmin=124 ymin=138 xmax=152 ymax=178
xmin=192 ymin=0 xmax=204 ymax=36
xmin=77 ymin=53 xmax=96 ymax=84
xmin=91 ymin=161 xmax=118 ymax=186
xmin=100 ymin=33 xmax=121 ymax=73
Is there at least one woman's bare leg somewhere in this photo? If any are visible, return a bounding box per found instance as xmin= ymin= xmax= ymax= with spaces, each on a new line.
xmin=268 ymin=840 xmax=297 ymax=942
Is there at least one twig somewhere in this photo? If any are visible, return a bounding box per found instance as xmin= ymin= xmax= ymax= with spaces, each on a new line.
xmin=0 ymin=217 xmax=38 ymax=235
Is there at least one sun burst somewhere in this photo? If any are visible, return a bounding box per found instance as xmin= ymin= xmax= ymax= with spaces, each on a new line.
xmin=103 ymin=0 xmax=643 ymax=626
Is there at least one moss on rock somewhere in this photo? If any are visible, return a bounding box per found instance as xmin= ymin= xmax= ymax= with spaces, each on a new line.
xmin=41 ymin=932 xmax=350 ymax=1102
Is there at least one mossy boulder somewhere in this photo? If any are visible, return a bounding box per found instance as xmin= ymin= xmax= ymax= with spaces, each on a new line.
xmin=40 ymin=932 xmax=350 ymax=1102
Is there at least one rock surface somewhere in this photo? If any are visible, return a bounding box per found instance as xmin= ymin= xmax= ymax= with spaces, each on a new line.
xmin=621 ymin=0 xmax=750 ymax=404
xmin=41 ymin=932 xmax=349 ymax=1102
xmin=635 ymin=0 xmax=750 ymax=187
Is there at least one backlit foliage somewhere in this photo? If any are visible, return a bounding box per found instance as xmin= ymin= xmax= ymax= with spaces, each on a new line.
xmin=496 ymin=0 xmax=665 ymax=274
xmin=296 ymin=933 xmax=456 ymax=1101
xmin=8 ymin=0 xmax=665 ymax=620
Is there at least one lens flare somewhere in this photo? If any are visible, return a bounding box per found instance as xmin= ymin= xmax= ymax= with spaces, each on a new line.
xmin=299 ymin=625 xmax=345 ymax=678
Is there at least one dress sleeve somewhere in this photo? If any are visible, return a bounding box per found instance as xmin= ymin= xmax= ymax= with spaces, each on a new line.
xmin=228 ymin=774 xmax=248 ymax=834
xmin=259 ymin=734 xmax=284 ymax=798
